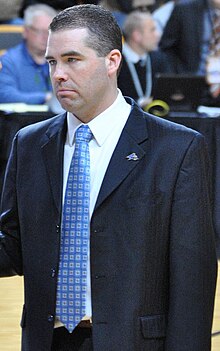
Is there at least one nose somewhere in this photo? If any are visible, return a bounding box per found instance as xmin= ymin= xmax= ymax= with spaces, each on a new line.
xmin=51 ymin=66 xmax=68 ymax=82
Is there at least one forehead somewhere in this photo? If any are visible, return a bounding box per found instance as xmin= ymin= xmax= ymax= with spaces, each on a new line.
xmin=48 ymin=28 xmax=88 ymax=45
xmin=31 ymin=14 xmax=54 ymax=28
xmin=46 ymin=28 xmax=90 ymax=53
xmin=142 ymin=17 xmax=156 ymax=30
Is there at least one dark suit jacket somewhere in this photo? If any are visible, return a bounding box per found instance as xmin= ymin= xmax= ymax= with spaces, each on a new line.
xmin=159 ymin=0 xmax=208 ymax=73
xmin=118 ymin=51 xmax=171 ymax=102
xmin=0 ymin=98 xmax=217 ymax=351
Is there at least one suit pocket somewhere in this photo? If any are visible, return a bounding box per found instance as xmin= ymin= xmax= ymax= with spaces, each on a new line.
xmin=140 ymin=314 xmax=166 ymax=339
xmin=20 ymin=304 xmax=26 ymax=328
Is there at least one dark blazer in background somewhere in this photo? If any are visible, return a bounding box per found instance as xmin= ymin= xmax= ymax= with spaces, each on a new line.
xmin=159 ymin=0 xmax=207 ymax=73
xmin=0 ymin=99 xmax=217 ymax=350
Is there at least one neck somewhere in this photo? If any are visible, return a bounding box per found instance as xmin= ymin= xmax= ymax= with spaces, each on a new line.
xmin=74 ymin=88 xmax=119 ymax=123
xmin=127 ymin=41 xmax=147 ymax=56
xmin=27 ymin=46 xmax=46 ymax=65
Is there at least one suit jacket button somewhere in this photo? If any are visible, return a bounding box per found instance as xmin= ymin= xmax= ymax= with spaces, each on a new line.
xmin=48 ymin=314 xmax=54 ymax=322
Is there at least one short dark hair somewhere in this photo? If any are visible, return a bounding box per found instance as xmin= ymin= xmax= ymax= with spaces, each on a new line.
xmin=49 ymin=4 xmax=122 ymax=57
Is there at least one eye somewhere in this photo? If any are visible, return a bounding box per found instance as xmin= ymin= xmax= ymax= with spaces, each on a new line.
xmin=67 ymin=57 xmax=77 ymax=63
xmin=48 ymin=60 xmax=56 ymax=66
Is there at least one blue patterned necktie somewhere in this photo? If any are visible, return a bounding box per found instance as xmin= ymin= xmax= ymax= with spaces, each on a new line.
xmin=56 ymin=124 xmax=93 ymax=332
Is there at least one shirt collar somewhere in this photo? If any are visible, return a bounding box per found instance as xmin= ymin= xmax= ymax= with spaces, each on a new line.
xmin=66 ymin=89 xmax=131 ymax=147
xmin=123 ymin=42 xmax=148 ymax=64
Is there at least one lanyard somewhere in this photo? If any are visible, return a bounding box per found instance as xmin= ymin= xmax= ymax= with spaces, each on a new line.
xmin=123 ymin=54 xmax=152 ymax=99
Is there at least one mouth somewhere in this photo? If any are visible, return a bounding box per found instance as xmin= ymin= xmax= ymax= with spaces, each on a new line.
xmin=56 ymin=88 xmax=78 ymax=97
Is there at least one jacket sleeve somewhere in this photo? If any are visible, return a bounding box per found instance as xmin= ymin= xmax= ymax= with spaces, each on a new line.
xmin=165 ymin=133 xmax=217 ymax=351
xmin=0 ymin=134 xmax=23 ymax=277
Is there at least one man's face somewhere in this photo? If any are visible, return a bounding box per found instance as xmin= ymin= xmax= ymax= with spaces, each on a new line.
xmin=45 ymin=28 xmax=121 ymax=122
xmin=138 ymin=18 xmax=160 ymax=52
xmin=24 ymin=15 xmax=53 ymax=55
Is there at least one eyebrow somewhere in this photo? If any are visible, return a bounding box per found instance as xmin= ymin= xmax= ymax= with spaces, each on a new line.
xmin=45 ymin=50 xmax=84 ymax=60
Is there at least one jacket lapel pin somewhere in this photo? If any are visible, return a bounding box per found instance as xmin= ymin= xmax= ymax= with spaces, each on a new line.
xmin=126 ymin=152 xmax=139 ymax=161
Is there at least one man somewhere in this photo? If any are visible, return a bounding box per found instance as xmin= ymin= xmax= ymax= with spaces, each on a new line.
xmin=0 ymin=4 xmax=217 ymax=351
xmin=118 ymin=10 xmax=170 ymax=108
xmin=0 ymin=4 xmax=57 ymax=104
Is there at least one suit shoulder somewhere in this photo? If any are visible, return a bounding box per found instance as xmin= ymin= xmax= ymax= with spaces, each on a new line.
xmin=17 ymin=113 xmax=66 ymax=139
xmin=127 ymin=98 xmax=202 ymax=141
xmin=144 ymin=112 xmax=200 ymax=136
xmin=142 ymin=110 xmax=203 ymax=142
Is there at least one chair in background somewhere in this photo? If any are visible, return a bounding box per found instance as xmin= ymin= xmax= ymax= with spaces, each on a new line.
xmin=0 ymin=24 xmax=23 ymax=55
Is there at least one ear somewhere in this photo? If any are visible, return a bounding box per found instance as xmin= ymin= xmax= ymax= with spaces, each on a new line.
xmin=105 ymin=49 xmax=122 ymax=77
xmin=22 ymin=27 xmax=28 ymax=40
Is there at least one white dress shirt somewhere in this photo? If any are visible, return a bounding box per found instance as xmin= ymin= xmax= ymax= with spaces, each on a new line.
xmin=122 ymin=43 xmax=152 ymax=105
xmin=123 ymin=42 xmax=147 ymax=64
xmin=58 ymin=90 xmax=131 ymax=323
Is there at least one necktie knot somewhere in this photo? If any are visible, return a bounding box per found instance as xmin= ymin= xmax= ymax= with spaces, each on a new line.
xmin=75 ymin=125 xmax=93 ymax=143
xmin=139 ymin=59 xmax=146 ymax=67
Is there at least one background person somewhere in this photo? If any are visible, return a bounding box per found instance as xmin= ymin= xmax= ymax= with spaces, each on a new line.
xmin=159 ymin=0 xmax=220 ymax=75
xmin=0 ymin=3 xmax=57 ymax=105
xmin=0 ymin=4 xmax=217 ymax=351
xmin=20 ymin=0 xmax=100 ymax=16
xmin=118 ymin=10 xmax=171 ymax=108
xmin=159 ymin=0 xmax=220 ymax=105
xmin=99 ymin=0 xmax=156 ymax=27
xmin=0 ymin=0 xmax=24 ymax=24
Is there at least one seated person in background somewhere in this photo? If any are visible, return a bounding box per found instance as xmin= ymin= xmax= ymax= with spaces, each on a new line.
xmin=118 ymin=10 xmax=171 ymax=108
xmin=0 ymin=0 xmax=24 ymax=24
xmin=0 ymin=4 xmax=57 ymax=105
xmin=99 ymin=0 xmax=133 ymax=27
xmin=20 ymin=0 xmax=100 ymax=15
xmin=100 ymin=0 xmax=155 ymax=28
xmin=132 ymin=0 xmax=156 ymax=12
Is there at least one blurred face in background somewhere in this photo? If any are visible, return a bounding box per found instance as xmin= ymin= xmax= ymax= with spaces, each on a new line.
xmin=23 ymin=15 xmax=52 ymax=56
xmin=212 ymin=0 xmax=220 ymax=9
xmin=137 ymin=17 xmax=160 ymax=52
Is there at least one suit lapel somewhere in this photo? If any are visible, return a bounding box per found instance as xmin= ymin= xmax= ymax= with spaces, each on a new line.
xmin=94 ymin=105 xmax=148 ymax=210
xmin=39 ymin=105 xmax=149 ymax=215
xmin=41 ymin=113 xmax=67 ymax=217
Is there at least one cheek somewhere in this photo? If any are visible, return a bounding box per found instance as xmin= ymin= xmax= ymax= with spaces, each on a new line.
xmin=83 ymin=63 xmax=107 ymax=86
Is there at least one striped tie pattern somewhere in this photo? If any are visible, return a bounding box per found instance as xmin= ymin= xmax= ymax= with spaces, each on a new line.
xmin=56 ymin=124 xmax=93 ymax=332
